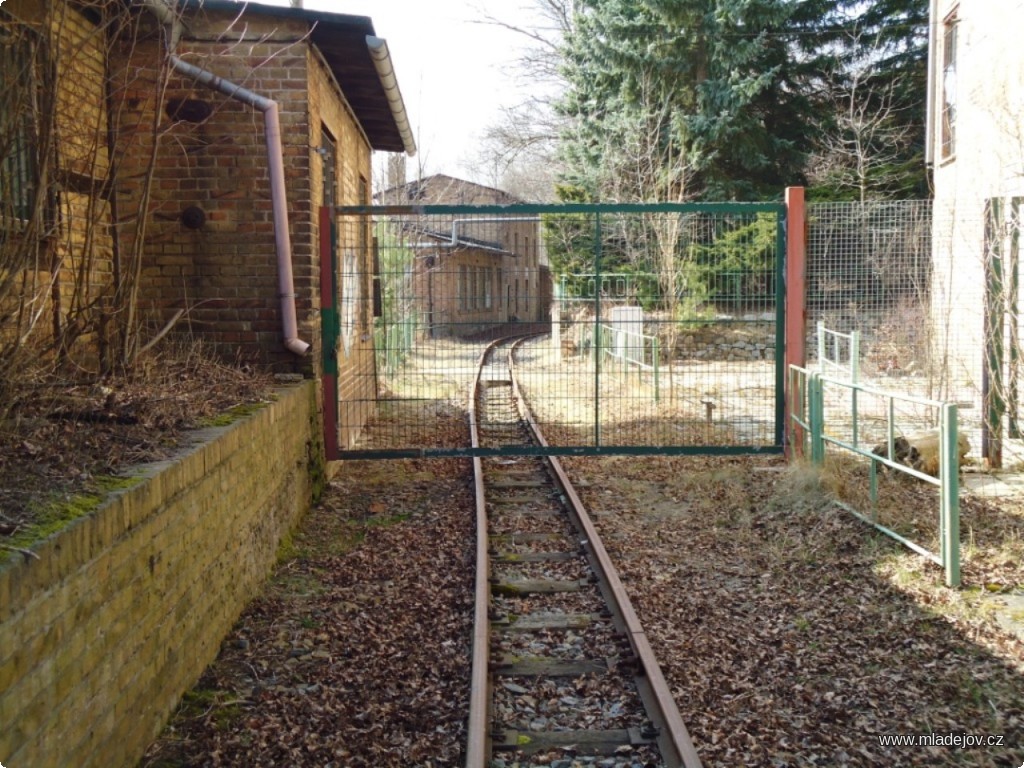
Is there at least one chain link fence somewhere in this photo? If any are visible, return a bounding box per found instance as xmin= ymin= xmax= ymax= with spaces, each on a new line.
xmin=338 ymin=203 xmax=786 ymax=456
xmin=806 ymin=197 xmax=1024 ymax=483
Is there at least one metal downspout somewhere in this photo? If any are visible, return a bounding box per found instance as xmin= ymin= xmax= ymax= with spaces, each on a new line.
xmin=168 ymin=55 xmax=311 ymax=356
xmin=924 ymin=0 xmax=940 ymax=167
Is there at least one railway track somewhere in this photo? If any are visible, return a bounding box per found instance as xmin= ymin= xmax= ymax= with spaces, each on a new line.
xmin=465 ymin=338 xmax=703 ymax=768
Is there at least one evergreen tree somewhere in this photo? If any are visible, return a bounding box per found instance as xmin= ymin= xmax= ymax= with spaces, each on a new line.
xmin=798 ymin=0 xmax=931 ymax=199
xmin=555 ymin=0 xmax=929 ymax=203
xmin=558 ymin=0 xmax=829 ymax=202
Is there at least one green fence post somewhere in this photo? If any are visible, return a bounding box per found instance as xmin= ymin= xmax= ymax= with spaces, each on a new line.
xmin=869 ymin=459 xmax=878 ymax=520
xmin=983 ymin=197 xmax=1005 ymax=468
xmin=788 ymin=365 xmax=808 ymax=459
xmin=1010 ymin=197 xmax=1021 ymax=438
xmin=851 ymin=330 xmax=860 ymax=448
xmin=809 ymin=372 xmax=825 ymax=465
xmin=594 ymin=211 xmax=602 ymax=448
xmin=940 ymin=402 xmax=961 ymax=588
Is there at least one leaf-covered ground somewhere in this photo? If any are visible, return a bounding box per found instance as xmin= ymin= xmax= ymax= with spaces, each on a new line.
xmin=0 ymin=343 xmax=278 ymax=553
xmin=563 ymin=455 xmax=1024 ymax=767
xmin=141 ymin=406 xmax=477 ymax=768
xmin=138 ymin=396 xmax=1024 ymax=767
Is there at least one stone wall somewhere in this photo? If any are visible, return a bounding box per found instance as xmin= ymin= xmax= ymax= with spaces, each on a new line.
xmin=677 ymin=325 xmax=776 ymax=361
xmin=0 ymin=381 xmax=321 ymax=768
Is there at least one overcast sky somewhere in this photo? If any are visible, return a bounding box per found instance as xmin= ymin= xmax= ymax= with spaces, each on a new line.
xmin=255 ymin=0 xmax=546 ymax=183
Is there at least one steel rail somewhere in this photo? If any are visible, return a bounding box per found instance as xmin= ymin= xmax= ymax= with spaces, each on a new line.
xmin=506 ymin=338 xmax=704 ymax=768
xmin=464 ymin=337 xmax=509 ymax=768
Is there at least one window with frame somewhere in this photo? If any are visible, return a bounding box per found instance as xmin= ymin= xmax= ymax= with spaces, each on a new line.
xmin=320 ymin=128 xmax=337 ymax=207
xmin=941 ymin=9 xmax=958 ymax=160
xmin=1 ymin=21 xmax=41 ymax=228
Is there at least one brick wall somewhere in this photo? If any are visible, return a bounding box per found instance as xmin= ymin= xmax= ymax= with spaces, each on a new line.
xmin=0 ymin=381 xmax=321 ymax=768
xmin=308 ymin=50 xmax=377 ymax=448
xmin=112 ymin=11 xmax=320 ymax=374
xmin=0 ymin=1 xmax=114 ymax=365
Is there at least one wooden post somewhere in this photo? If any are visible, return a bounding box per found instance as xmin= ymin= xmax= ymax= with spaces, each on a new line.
xmin=784 ymin=186 xmax=808 ymax=459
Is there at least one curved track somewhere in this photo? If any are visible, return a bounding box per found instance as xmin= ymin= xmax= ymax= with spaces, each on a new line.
xmin=465 ymin=337 xmax=703 ymax=768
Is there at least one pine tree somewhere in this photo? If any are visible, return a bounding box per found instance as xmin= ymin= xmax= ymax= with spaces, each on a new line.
xmin=555 ymin=0 xmax=929 ymax=203
xmin=804 ymin=0 xmax=931 ymax=200
xmin=557 ymin=0 xmax=833 ymax=202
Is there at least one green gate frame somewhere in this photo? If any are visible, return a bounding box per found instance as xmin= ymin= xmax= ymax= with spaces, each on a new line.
xmin=325 ymin=201 xmax=788 ymax=459
xmin=789 ymin=364 xmax=961 ymax=587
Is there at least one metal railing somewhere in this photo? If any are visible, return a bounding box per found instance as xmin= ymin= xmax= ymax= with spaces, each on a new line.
xmin=789 ymin=364 xmax=961 ymax=587
xmin=817 ymin=321 xmax=860 ymax=381
xmin=596 ymin=322 xmax=660 ymax=401
xmin=817 ymin=322 xmax=861 ymax=446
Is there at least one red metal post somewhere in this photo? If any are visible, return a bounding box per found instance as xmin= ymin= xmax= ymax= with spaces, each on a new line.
xmin=784 ymin=187 xmax=807 ymax=459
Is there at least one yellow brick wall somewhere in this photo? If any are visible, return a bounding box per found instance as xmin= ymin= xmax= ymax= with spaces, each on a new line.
xmin=0 ymin=381 xmax=320 ymax=768
xmin=0 ymin=0 xmax=114 ymax=366
xmin=111 ymin=12 xmax=316 ymax=374
xmin=308 ymin=49 xmax=377 ymax=449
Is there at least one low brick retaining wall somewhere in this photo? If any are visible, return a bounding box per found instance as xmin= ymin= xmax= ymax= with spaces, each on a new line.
xmin=0 ymin=381 xmax=322 ymax=768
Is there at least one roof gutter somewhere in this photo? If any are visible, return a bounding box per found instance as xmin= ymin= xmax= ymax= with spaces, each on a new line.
xmin=168 ymin=55 xmax=310 ymax=357
xmin=924 ymin=0 xmax=939 ymax=166
xmin=366 ymin=36 xmax=417 ymax=157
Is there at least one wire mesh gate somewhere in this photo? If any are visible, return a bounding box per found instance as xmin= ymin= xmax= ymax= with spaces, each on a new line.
xmin=322 ymin=202 xmax=787 ymax=458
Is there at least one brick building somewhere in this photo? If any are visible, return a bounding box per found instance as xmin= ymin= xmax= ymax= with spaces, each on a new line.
xmin=2 ymin=0 xmax=414 ymax=448
xmin=378 ymin=174 xmax=551 ymax=337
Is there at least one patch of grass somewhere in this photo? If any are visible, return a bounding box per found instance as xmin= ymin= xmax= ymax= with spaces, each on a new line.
xmin=1 ymin=475 xmax=143 ymax=563
xmin=274 ymin=572 xmax=328 ymax=599
xmin=178 ymin=689 xmax=244 ymax=731
xmin=276 ymin=530 xmax=301 ymax=563
xmin=363 ymin=512 xmax=412 ymax=527
xmin=195 ymin=402 xmax=269 ymax=428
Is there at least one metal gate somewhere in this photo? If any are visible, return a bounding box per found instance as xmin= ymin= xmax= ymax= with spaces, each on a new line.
xmin=322 ymin=202 xmax=787 ymax=458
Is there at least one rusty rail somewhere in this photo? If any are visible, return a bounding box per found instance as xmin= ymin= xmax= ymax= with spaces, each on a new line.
xmin=464 ymin=336 xmax=704 ymax=768
xmin=465 ymin=338 xmax=507 ymax=767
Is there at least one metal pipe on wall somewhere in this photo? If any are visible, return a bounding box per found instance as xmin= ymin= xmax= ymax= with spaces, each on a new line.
xmin=168 ymin=55 xmax=310 ymax=356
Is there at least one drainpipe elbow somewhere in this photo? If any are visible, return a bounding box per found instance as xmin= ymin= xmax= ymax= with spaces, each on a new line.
xmin=284 ymin=337 xmax=311 ymax=356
